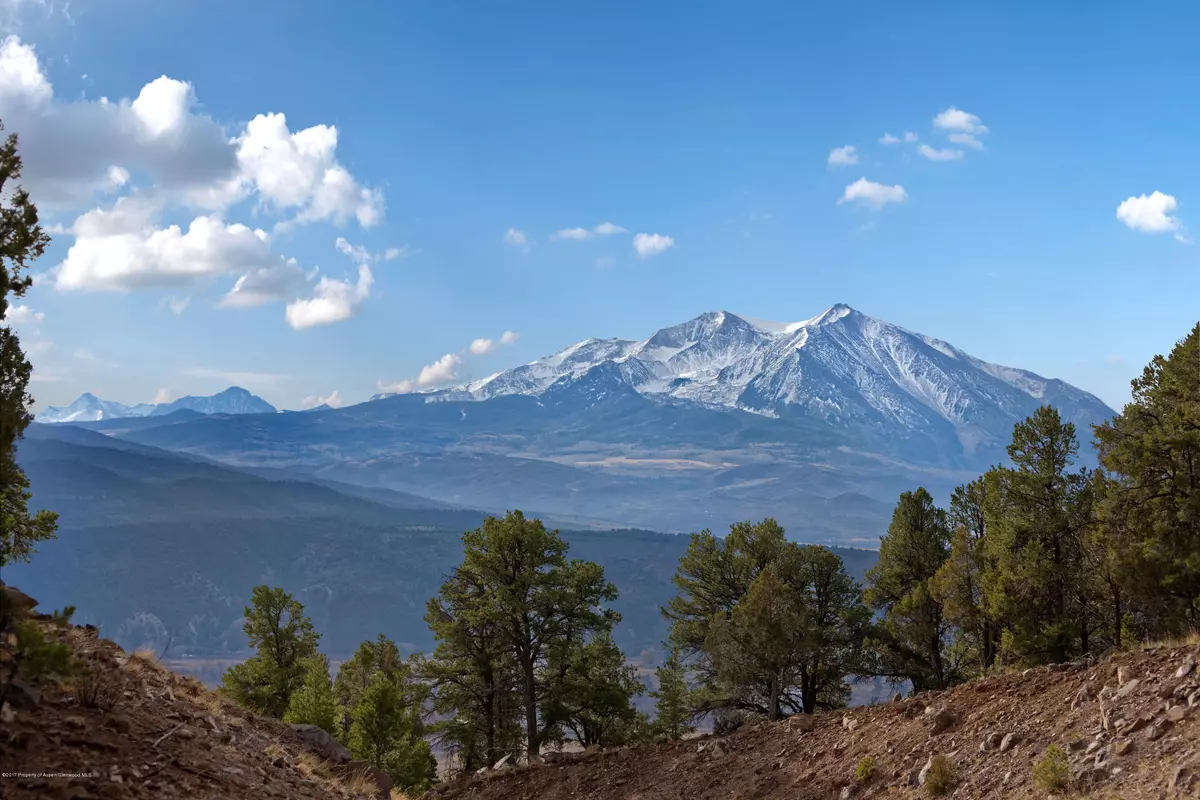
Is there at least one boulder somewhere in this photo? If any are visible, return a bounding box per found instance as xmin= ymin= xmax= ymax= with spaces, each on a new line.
xmin=1167 ymin=705 xmax=1188 ymax=723
xmin=2 ymin=681 xmax=40 ymax=710
xmin=1176 ymin=657 xmax=1196 ymax=680
xmin=787 ymin=714 xmax=815 ymax=733
xmin=980 ymin=732 xmax=1003 ymax=751
xmin=930 ymin=708 xmax=959 ymax=736
xmin=999 ymin=732 xmax=1021 ymax=753
xmin=343 ymin=760 xmax=392 ymax=799
xmin=1114 ymin=679 xmax=1141 ymax=700
xmin=917 ymin=756 xmax=934 ymax=786
xmin=288 ymin=724 xmax=351 ymax=764
xmin=1 ymin=585 xmax=38 ymax=617
xmin=1117 ymin=666 xmax=1137 ymax=685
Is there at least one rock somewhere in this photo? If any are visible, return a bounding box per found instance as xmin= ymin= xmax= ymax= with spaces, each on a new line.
xmin=1189 ymin=689 xmax=1200 ymax=708
xmin=703 ymin=740 xmax=728 ymax=758
xmin=288 ymin=723 xmax=351 ymax=765
xmin=2 ymin=681 xmax=40 ymax=710
xmin=0 ymin=702 xmax=14 ymax=724
xmin=1122 ymin=714 xmax=1151 ymax=734
xmin=103 ymin=715 xmax=132 ymax=735
xmin=839 ymin=786 xmax=856 ymax=799
xmin=1159 ymin=682 xmax=1181 ymax=699
xmin=999 ymin=732 xmax=1021 ymax=753
xmin=1 ymin=584 xmax=38 ymax=616
xmin=1167 ymin=705 xmax=1188 ymax=722
xmin=981 ymin=732 xmax=1004 ymax=751
xmin=917 ymin=756 xmax=934 ymax=786
xmin=542 ymin=751 xmax=564 ymax=764
xmin=344 ymin=760 xmax=392 ymax=799
xmin=1066 ymin=738 xmax=1086 ymax=751
xmin=787 ymin=714 xmax=815 ymax=733
xmin=1118 ymin=666 xmax=1136 ymax=685
xmin=930 ymin=708 xmax=959 ymax=735
xmin=892 ymin=692 xmax=903 ymax=703
xmin=1115 ymin=678 xmax=1141 ymax=699
xmin=1170 ymin=765 xmax=1195 ymax=791
xmin=1176 ymin=657 xmax=1196 ymax=679
xmin=1145 ymin=724 xmax=1167 ymax=741
xmin=492 ymin=754 xmax=513 ymax=770
xmin=1113 ymin=739 xmax=1133 ymax=756
xmin=176 ymin=727 xmax=196 ymax=740
xmin=220 ymin=766 xmax=243 ymax=776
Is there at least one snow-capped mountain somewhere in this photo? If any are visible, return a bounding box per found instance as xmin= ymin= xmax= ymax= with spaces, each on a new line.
xmin=36 ymin=387 xmax=277 ymax=424
xmin=437 ymin=304 xmax=1114 ymax=456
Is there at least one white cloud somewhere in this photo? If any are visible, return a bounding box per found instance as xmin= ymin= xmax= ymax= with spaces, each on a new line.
xmin=469 ymin=337 xmax=495 ymax=355
xmin=947 ymin=132 xmax=984 ymax=151
xmin=153 ymin=387 xmax=176 ymax=404
xmin=378 ymin=352 xmax=462 ymax=394
xmin=3 ymin=303 xmax=42 ymax=323
xmin=918 ymin=144 xmax=965 ymax=162
xmin=933 ymin=107 xmax=988 ymax=135
xmin=53 ymin=197 xmax=278 ymax=291
xmin=837 ymin=178 xmax=908 ymax=210
xmin=904 ymin=131 xmax=918 ymax=143
xmin=300 ymin=390 xmax=342 ymax=409
xmin=1116 ymin=191 xmax=1181 ymax=234
xmin=1175 ymin=233 xmax=1193 ymax=245
xmin=163 ymin=295 xmax=190 ymax=314
xmin=219 ymin=259 xmax=309 ymax=308
xmin=550 ymin=221 xmax=628 ymax=241
xmin=0 ymin=36 xmax=382 ymax=225
xmin=284 ymin=264 xmax=373 ymax=329
xmin=827 ymin=145 xmax=858 ymax=166
xmin=879 ymin=132 xmax=900 ymax=145
xmin=503 ymin=227 xmax=528 ymax=246
xmin=25 ymin=338 xmax=52 ymax=356
xmin=632 ymin=232 xmax=675 ymax=258
xmin=500 ymin=330 xmax=519 ymax=345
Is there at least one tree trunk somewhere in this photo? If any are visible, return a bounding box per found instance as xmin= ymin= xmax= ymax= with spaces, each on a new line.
xmin=768 ymin=674 xmax=781 ymax=722
xmin=1112 ymin=589 xmax=1123 ymax=650
xmin=522 ymin=656 xmax=539 ymax=763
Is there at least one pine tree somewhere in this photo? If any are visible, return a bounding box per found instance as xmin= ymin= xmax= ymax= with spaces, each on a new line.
xmin=650 ymin=646 xmax=694 ymax=740
xmin=1093 ymin=323 xmax=1200 ymax=637
xmin=865 ymin=488 xmax=957 ymax=690
xmin=983 ymin=407 xmax=1096 ymax=665
xmin=219 ymin=586 xmax=320 ymax=717
xmin=0 ymin=124 xmax=56 ymax=568
xmin=283 ymin=655 xmax=338 ymax=734
xmin=932 ymin=477 xmax=999 ymax=672
xmin=441 ymin=511 xmax=618 ymax=762
xmin=543 ymin=631 xmax=646 ymax=747
xmin=348 ymin=671 xmax=436 ymax=790
xmin=333 ymin=634 xmax=405 ymax=738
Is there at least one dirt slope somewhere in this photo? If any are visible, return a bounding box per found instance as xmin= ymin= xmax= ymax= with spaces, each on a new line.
xmin=427 ymin=645 xmax=1200 ymax=800
xmin=0 ymin=588 xmax=388 ymax=800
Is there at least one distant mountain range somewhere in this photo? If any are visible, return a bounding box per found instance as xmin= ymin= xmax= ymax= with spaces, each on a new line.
xmin=52 ymin=305 xmax=1116 ymax=545
xmin=35 ymin=386 xmax=277 ymax=423
xmin=10 ymin=424 xmax=878 ymax=659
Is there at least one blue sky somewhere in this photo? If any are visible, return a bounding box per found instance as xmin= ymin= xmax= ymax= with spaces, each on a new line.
xmin=3 ymin=0 xmax=1197 ymax=412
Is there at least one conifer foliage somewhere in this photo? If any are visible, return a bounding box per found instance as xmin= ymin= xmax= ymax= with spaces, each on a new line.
xmin=0 ymin=123 xmax=56 ymax=567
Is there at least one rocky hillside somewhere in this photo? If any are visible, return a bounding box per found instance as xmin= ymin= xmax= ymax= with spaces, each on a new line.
xmin=0 ymin=585 xmax=393 ymax=800
xmin=427 ymin=643 xmax=1200 ymax=799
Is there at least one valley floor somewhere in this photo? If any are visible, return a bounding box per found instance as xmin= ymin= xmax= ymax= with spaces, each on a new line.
xmin=426 ymin=645 xmax=1200 ymax=800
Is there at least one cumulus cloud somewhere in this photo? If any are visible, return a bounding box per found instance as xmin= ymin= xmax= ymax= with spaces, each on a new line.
xmin=152 ymin=387 xmax=176 ymax=404
xmin=918 ymin=144 xmax=965 ymax=162
xmin=933 ymin=107 xmax=988 ymax=135
xmin=1116 ymin=191 xmax=1182 ymax=234
xmin=838 ymin=178 xmax=908 ymax=210
xmin=163 ymin=295 xmax=190 ymax=314
xmin=300 ymin=390 xmax=342 ymax=409
xmin=503 ymin=227 xmax=528 ymax=246
xmin=827 ymin=145 xmax=858 ymax=166
xmin=377 ymin=353 xmax=462 ymax=394
xmin=632 ymin=232 xmax=675 ymax=258
xmin=3 ymin=303 xmax=42 ymax=323
xmin=947 ymin=132 xmax=985 ymax=151
xmin=0 ymin=36 xmax=383 ymax=225
xmin=469 ymin=338 xmax=495 ymax=355
xmin=53 ymin=197 xmax=279 ymax=291
xmin=500 ymin=330 xmax=519 ymax=345
xmin=284 ymin=264 xmax=373 ymax=330
xmin=219 ymin=260 xmax=309 ymax=308
xmin=335 ymin=236 xmax=409 ymax=265
xmin=550 ymin=221 xmax=628 ymax=241
xmin=879 ymin=132 xmax=919 ymax=145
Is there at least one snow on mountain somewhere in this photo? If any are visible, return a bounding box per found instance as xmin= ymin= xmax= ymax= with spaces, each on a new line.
xmin=441 ymin=304 xmax=1114 ymax=453
xmin=36 ymin=387 xmax=277 ymax=424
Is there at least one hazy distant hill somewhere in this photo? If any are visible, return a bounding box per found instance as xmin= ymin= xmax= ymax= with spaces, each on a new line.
xmin=12 ymin=426 xmax=877 ymax=659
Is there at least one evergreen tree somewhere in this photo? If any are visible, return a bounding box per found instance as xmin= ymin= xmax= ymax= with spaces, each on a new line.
xmin=283 ymin=655 xmax=338 ymax=734
xmin=441 ymin=511 xmax=618 ymax=762
xmin=348 ymin=671 xmax=436 ymax=791
xmin=1093 ymin=324 xmax=1200 ymax=636
xmin=333 ymin=634 xmax=405 ymax=738
xmin=933 ymin=477 xmax=999 ymax=672
xmin=219 ymin=586 xmax=320 ymax=717
xmin=0 ymin=124 xmax=56 ymax=567
xmin=665 ymin=519 xmax=869 ymax=717
xmin=650 ymin=646 xmax=694 ymax=740
xmin=982 ymin=407 xmax=1096 ymax=665
xmin=543 ymin=631 xmax=646 ymax=747
xmin=423 ymin=572 xmax=523 ymax=772
xmin=865 ymin=488 xmax=957 ymax=691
